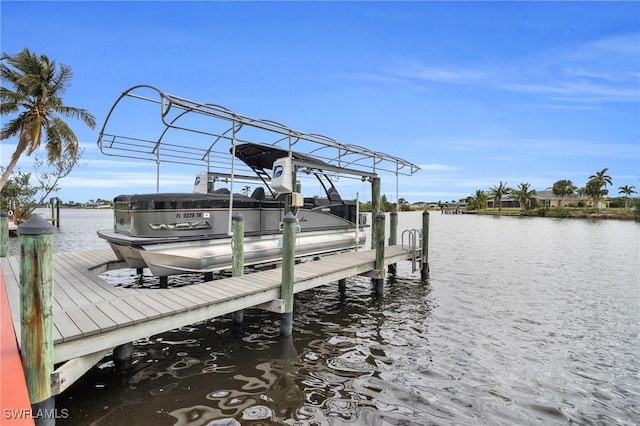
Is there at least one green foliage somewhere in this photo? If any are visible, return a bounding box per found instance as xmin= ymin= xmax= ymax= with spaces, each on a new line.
xmin=467 ymin=189 xmax=488 ymax=211
xmin=0 ymin=47 xmax=95 ymax=191
xmin=510 ymin=182 xmax=536 ymax=210
xmin=358 ymin=193 xmax=398 ymax=212
xmin=488 ymin=181 xmax=512 ymax=211
xmin=522 ymin=207 xmax=571 ymax=218
xmin=0 ymin=170 xmax=37 ymax=213
xmin=0 ymin=149 xmax=83 ymax=219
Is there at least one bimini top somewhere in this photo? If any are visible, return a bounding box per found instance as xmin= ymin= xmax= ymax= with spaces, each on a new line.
xmin=97 ymin=84 xmax=420 ymax=187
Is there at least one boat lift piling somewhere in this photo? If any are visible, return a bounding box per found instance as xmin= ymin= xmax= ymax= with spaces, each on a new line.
xmin=280 ymin=213 xmax=297 ymax=336
xmin=374 ymin=212 xmax=386 ymax=294
xmin=388 ymin=211 xmax=398 ymax=274
xmin=18 ymin=215 xmax=55 ymax=426
xmin=371 ymin=177 xmax=381 ymax=250
xmin=421 ymin=211 xmax=430 ymax=278
xmin=231 ymin=212 xmax=245 ymax=325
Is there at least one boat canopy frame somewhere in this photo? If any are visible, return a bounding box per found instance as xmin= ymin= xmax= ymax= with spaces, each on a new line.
xmin=97 ymin=84 xmax=421 ymax=194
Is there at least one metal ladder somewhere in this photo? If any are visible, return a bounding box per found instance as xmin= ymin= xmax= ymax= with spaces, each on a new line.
xmin=401 ymin=229 xmax=423 ymax=273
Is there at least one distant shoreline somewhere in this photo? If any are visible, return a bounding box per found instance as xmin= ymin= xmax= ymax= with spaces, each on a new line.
xmin=464 ymin=208 xmax=638 ymax=221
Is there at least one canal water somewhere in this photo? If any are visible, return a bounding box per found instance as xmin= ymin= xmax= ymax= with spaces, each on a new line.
xmin=9 ymin=209 xmax=640 ymax=425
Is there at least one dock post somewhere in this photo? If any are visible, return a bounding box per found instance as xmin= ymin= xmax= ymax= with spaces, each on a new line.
xmin=421 ymin=210 xmax=430 ymax=278
xmin=55 ymin=198 xmax=60 ymax=228
xmin=0 ymin=210 xmax=8 ymax=257
xmin=371 ymin=177 xmax=380 ymax=250
xmin=231 ymin=212 xmax=244 ymax=325
xmin=18 ymin=215 xmax=55 ymax=426
xmin=338 ymin=278 xmax=347 ymax=292
xmin=374 ymin=212 xmax=385 ymax=294
xmin=388 ymin=211 xmax=397 ymax=274
xmin=280 ymin=212 xmax=297 ymax=336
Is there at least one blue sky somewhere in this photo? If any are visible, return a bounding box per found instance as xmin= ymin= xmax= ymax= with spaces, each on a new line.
xmin=1 ymin=1 xmax=638 ymax=204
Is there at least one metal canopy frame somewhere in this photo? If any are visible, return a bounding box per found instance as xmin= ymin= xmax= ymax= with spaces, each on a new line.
xmin=97 ymin=84 xmax=421 ymax=192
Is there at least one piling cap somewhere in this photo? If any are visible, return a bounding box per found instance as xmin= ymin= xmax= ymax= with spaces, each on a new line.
xmin=283 ymin=212 xmax=297 ymax=223
xmin=0 ymin=210 xmax=7 ymax=218
xmin=17 ymin=215 xmax=54 ymax=235
xmin=232 ymin=212 xmax=244 ymax=221
xmin=375 ymin=212 xmax=385 ymax=220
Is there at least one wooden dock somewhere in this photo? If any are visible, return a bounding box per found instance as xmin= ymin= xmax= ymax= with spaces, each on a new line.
xmin=0 ymin=245 xmax=414 ymax=394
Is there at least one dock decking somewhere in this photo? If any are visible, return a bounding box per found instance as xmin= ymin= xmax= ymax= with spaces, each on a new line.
xmin=1 ymin=246 xmax=413 ymax=367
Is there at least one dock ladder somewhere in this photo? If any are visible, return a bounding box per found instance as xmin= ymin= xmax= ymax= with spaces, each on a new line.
xmin=401 ymin=229 xmax=423 ymax=273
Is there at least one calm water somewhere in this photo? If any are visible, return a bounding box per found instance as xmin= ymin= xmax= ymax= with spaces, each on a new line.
xmin=10 ymin=209 xmax=640 ymax=425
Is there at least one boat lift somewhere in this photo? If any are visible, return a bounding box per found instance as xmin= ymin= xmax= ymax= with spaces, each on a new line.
xmin=97 ymin=85 xmax=421 ymax=233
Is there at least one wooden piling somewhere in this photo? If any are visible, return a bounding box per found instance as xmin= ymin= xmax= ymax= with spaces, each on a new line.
xmin=280 ymin=212 xmax=297 ymax=335
xmin=18 ymin=215 xmax=55 ymax=425
xmin=421 ymin=210 xmax=430 ymax=277
xmin=371 ymin=177 xmax=380 ymax=250
xmin=374 ymin=212 xmax=385 ymax=294
xmin=0 ymin=210 xmax=8 ymax=257
xmin=388 ymin=211 xmax=397 ymax=274
xmin=231 ymin=212 xmax=244 ymax=325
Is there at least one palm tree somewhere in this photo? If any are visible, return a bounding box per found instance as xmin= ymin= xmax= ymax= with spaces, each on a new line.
xmin=586 ymin=168 xmax=613 ymax=208
xmin=589 ymin=168 xmax=613 ymax=189
xmin=618 ymin=185 xmax=637 ymax=209
xmin=0 ymin=48 xmax=96 ymax=191
xmin=510 ymin=182 xmax=537 ymax=210
xmin=242 ymin=185 xmax=251 ymax=196
xmin=488 ymin=181 xmax=511 ymax=211
xmin=467 ymin=189 xmax=488 ymax=211
xmin=551 ymin=179 xmax=577 ymax=207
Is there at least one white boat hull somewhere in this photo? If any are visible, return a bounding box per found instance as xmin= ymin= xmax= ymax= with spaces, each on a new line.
xmin=108 ymin=228 xmax=365 ymax=276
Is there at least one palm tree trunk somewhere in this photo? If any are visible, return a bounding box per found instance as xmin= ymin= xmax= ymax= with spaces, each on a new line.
xmin=0 ymin=155 xmax=20 ymax=192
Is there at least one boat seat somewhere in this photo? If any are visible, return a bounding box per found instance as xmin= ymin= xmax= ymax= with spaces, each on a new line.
xmin=327 ymin=186 xmax=343 ymax=203
xmin=251 ymin=187 xmax=266 ymax=201
xmin=214 ymin=188 xmax=230 ymax=194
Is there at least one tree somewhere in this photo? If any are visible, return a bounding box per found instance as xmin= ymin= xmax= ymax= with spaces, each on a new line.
xmin=242 ymin=185 xmax=251 ymax=196
xmin=0 ymin=170 xmax=37 ymax=218
xmin=467 ymin=189 xmax=488 ymax=211
xmin=589 ymin=168 xmax=613 ymax=189
xmin=551 ymin=179 xmax=577 ymax=207
xmin=586 ymin=168 xmax=613 ymax=208
xmin=584 ymin=180 xmax=608 ymax=208
xmin=0 ymin=48 xmax=96 ymax=191
xmin=618 ymin=185 xmax=637 ymax=209
xmin=397 ymin=197 xmax=411 ymax=211
xmin=510 ymin=182 xmax=537 ymax=210
xmin=0 ymin=149 xmax=82 ymax=220
xmin=488 ymin=181 xmax=511 ymax=211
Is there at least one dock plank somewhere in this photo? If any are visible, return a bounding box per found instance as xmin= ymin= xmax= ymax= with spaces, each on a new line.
xmin=65 ymin=308 xmax=102 ymax=337
xmin=94 ymin=300 xmax=135 ymax=330
xmin=54 ymin=311 xmax=83 ymax=343
xmin=80 ymin=304 xmax=118 ymax=332
xmin=140 ymin=291 xmax=190 ymax=314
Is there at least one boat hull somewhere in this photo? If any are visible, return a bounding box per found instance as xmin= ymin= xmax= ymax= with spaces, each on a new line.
xmin=99 ymin=227 xmax=365 ymax=276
